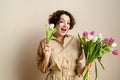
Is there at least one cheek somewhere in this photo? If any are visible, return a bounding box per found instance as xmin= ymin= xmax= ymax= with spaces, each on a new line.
xmin=56 ymin=24 xmax=62 ymax=30
xmin=68 ymin=26 xmax=70 ymax=29
xmin=66 ymin=25 xmax=70 ymax=30
xmin=59 ymin=23 xmax=64 ymax=26
xmin=56 ymin=26 xmax=61 ymax=32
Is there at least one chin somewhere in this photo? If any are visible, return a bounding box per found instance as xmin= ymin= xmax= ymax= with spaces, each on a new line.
xmin=60 ymin=33 xmax=67 ymax=36
xmin=59 ymin=30 xmax=68 ymax=36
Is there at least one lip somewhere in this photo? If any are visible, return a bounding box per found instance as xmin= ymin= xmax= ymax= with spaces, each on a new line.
xmin=61 ymin=28 xmax=67 ymax=33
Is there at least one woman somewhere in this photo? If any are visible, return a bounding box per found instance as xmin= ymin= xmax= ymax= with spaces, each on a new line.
xmin=36 ymin=10 xmax=90 ymax=80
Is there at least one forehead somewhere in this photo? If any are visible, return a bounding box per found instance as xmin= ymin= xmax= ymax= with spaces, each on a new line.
xmin=60 ymin=14 xmax=70 ymax=21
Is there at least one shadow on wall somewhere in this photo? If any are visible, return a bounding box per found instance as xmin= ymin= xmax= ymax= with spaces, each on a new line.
xmin=16 ymin=29 xmax=47 ymax=80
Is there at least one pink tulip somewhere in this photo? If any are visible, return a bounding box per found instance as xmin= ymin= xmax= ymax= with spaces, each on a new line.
xmin=112 ymin=50 xmax=119 ymax=55
xmin=102 ymin=38 xmax=109 ymax=44
xmin=109 ymin=37 xmax=114 ymax=44
xmin=83 ymin=31 xmax=88 ymax=38
xmin=90 ymin=31 xmax=94 ymax=35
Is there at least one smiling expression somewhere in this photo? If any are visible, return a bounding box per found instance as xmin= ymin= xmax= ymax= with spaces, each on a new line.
xmin=55 ymin=14 xmax=70 ymax=37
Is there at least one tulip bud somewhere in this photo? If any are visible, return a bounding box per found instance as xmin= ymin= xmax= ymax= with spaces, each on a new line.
xmin=88 ymin=34 xmax=94 ymax=40
xmin=109 ymin=37 xmax=114 ymax=44
xmin=49 ymin=24 xmax=54 ymax=29
xmin=83 ymin=31 xmax=88 ymax=38
xmin=111 ymin=42 xmax=117 ymax=47
xmin=112 ymin=50 xmax=119 ymax=55
xmin=93 ymin=36 xmax=98 ymax=42
xmin=97 ymin=33 xmax=103 ymax=41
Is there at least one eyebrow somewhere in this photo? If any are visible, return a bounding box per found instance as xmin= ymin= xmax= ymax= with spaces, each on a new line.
xmin=59 ymin=18 xmax=70 ymax=22
xmin=59 ymin=18 xmax=64 ymax=20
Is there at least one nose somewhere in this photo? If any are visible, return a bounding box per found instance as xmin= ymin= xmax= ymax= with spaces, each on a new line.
xmin=63 ymin=22 xmax=68 ymax=27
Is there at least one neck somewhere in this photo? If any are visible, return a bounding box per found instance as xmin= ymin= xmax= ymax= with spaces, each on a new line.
xmin=54 ymin=34 xmax=65 ymax=44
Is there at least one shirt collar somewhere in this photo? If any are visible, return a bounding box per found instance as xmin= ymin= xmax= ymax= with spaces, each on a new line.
xmin=52 ymin=34 xmax=69 ymax=40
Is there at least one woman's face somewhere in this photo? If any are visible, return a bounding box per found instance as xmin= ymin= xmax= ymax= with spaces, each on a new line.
xmin=55 ymin=14 xmax=70 ymax=37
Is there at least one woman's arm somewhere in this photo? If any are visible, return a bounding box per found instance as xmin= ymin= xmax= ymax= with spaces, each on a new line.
xmin=36 ymin=40 xmax=51 ymax=73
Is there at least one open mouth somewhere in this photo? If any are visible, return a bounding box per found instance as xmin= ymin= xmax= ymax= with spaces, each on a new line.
xmin=61 ymin=28 xmax=67 ymax=33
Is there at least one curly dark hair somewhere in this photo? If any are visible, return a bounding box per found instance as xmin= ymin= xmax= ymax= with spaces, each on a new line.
xmin=48 ymin=10 xmax=76 ymax=30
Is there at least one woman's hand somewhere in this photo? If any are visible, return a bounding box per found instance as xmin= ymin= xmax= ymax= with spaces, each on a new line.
xmin=76 ymin=64 xmax=85 ymax=76
xmin=43 ymin=43 xmax=51 ymax=58
xmin=85 ymin=62 xmax=92 ymax=72
xmin=76 ymin=62 xmax=92 ymax=77
xmin=41 ymin=43 xmax=51 ymax=69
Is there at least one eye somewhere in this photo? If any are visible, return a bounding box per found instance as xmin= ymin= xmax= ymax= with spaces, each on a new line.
xmin=67 ymin=22 xmax=70 ymax=25
xmin=59 ymin=20 xmax=64 ymax=23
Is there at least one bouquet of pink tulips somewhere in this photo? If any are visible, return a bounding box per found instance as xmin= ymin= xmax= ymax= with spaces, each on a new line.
xmin=78 ymin=31 xmax=118 ymax=80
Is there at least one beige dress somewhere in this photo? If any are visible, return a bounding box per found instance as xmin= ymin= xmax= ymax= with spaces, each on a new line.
xmin=36 ymin=35 xmax=83 ymax=80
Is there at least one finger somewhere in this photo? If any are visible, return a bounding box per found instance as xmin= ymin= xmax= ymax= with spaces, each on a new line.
xmin=45 ymin=44 xmax=51 ymax=49
xmin=45 ymin=46 xmax=49 ymax=50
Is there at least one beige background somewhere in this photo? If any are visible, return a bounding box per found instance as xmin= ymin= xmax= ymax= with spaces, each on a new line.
xmin=0 ymin=0 xmax=120 ymax=80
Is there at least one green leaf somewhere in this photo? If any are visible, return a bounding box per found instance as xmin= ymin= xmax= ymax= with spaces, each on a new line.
xmin=97 ymin=57 xmax=105 ymax=70
xmin=78 ymin=33 xmax=83 ymax=43
xmin=82 ymin=67 xmax=89 ymax=80
xmin=95 ymin=61 xmax=98 ymax=80
xmin=89 ymin=38 xmax=102 ymax=62
xmin=45 ymin=24 xmax=56 ymax=43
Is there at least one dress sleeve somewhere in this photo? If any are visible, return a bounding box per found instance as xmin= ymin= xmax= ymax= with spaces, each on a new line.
xmin=36 ymin=40 xmax=50 ymax=73
xmin=75 ymin=41 xmax=84 ymax=76
xmin=78 ymin=42 xmax=83 ymax=60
